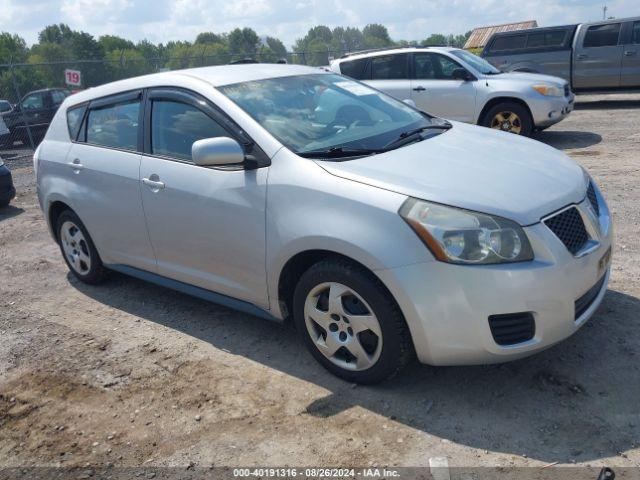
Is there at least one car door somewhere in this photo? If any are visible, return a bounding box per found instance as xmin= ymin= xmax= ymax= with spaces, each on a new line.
xmin=573 ymin=22 xmax=624 ymax=89
xmin=66 ymin=91 xmax=157 ymax=272
xmin=139 ymin=88 xmax=269 ymax=306
xmin=621 ymin=20 xmax=640 ymax=88
xmin=364 ymin=53 xmax=412 ymax=103
xmin=410 ymin=52 xmax=477 ymax=122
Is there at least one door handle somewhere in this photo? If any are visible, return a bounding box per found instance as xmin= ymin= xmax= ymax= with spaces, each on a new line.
xmin=142 ymin=176 xmax=165 ymax=191
xmin=624 ymin=50 xmax=637 ymax=56
xmin=413 ymin=86 xmax=426 ymax=92
xmin=577 ymin=53 xmax=588 ymax=60
xmin=68 ymin=159 xmax=84 ymax=173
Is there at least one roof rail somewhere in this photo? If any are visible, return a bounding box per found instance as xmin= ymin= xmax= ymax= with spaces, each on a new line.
xmin=339 ymin=45 xmax=415 ymax=59
xmin=339 ymin=45 xmax=454 ymax=59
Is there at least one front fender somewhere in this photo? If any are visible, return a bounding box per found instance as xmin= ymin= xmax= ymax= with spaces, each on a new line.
xmin=264 ymin=149 xmax=434 ymax=316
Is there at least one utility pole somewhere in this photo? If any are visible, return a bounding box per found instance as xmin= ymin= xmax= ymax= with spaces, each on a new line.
xmin=603 ymin=5 xmax=608 ymax=20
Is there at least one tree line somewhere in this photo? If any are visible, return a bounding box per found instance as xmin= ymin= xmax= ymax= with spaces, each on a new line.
xmin=0 ymin=23 xmax=471 ymax=101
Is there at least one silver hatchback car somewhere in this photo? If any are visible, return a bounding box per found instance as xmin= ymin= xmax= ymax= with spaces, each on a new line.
xmin=36 ymin=65 xmax=612 ymax=384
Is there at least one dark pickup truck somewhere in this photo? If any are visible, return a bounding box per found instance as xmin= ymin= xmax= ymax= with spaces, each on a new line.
xmin=0 ymin=88 xmax=70 ymax=147
xmin=481 ymin=16 xmax=640 ymax=93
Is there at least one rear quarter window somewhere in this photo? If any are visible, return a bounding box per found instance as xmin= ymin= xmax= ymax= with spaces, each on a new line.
xmin=339 ymin=58 xmax=369 ymax=80
xmin=66 ymin=105 xmax=87 ymax=141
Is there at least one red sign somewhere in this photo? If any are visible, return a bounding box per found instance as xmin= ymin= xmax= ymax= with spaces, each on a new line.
xmin=65 ymin=69 xmax=82 ymax=87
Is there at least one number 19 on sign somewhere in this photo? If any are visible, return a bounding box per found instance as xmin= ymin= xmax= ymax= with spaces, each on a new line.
xmin=65 ymin=69 xmax=82 ymax=87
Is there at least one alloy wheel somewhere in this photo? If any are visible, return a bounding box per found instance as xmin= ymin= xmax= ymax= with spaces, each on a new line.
xmin=490 ymin=111 xmax=522 ymax=134
xmin=303 ymin=282 xmax=383 ymax=371
xmin=60 ymin=220 xmax=92 ymax=275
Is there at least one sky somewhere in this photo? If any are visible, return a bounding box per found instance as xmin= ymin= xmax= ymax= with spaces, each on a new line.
xmin=0 ymin=0 xmax=638 ymax=49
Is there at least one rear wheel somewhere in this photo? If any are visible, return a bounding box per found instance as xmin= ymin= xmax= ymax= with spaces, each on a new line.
xmin=293 ymin=259 xmax=412 ymax=384
xmin=56 ymin=210 xmax=107 ymax=284
xmin=481 ymin=101 xmax=533 ymax=136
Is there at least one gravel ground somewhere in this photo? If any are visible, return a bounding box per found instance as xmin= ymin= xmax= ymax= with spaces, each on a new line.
xmin=0 ymin=94 xmax=639 ymax=477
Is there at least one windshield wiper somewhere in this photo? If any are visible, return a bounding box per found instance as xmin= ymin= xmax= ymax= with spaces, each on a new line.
xmin=382 ymin=122 xmax=452 ymax=151
xmin=298 ymin=146 xmax=384 ymax=159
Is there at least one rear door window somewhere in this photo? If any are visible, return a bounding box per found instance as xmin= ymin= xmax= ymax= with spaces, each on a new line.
xmin=150 ymin=100 xmax=229 ymax=161
xmin=583 ymin=23 xmax=621 ymax=47
xmin=86 ymin=99 xmax=140 ymax=150
xmin=370 ymin=54 xmax=408 ymax=80
xmin=491 ymin=34 xmax=527 ymax=52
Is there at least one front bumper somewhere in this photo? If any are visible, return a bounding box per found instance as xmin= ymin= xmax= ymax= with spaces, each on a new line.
xmin=530 ymin=92 xmax=575 ymax=128
xmin=0 ymin=165 xmax=16 ymax=204
xmin=377 ymin=188 xmax=612 ymax=366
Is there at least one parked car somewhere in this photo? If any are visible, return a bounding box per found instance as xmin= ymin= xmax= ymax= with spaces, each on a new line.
xmin=0 ymin=100 xmax=12 ymax=114
xmin=481 ymin=16 xmax=640 ymax=92
xmin=329 ymin=47 xmax=574 ymax=136
xmin=0 ymin=155 xmax=16 ymax=207
xmin=35 ymin=65 xmax=612 ymax=383
xmin=0 ymin=88 xmax=71 ymax=147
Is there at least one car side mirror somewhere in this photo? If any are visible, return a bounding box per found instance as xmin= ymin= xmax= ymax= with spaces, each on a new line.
xmin=451 ymin=68 xmax=473 ymax=81
xmin=192 ymin=137 xmax=245 ymax=167
xmin=402 ymin=99 xmax=417 ymax=108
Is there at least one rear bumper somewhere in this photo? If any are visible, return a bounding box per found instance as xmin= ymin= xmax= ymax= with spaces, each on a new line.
xmin=376 ymin=188 xmax=613 ymax=366
xmin=530 ymin=93 xmax=575 ymax=128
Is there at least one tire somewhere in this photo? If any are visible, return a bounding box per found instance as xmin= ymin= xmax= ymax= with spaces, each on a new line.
xmin=293 ymin=258 xmax=413 ymax=384
xmin=481 ymin=101 xmax=533 ymax=136
xmin=55 ymin=210 xmax=107 ymax=285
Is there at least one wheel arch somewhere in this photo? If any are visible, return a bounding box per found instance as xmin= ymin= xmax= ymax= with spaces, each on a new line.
xmin=276 ymin=249 xmax=406 ymax=329
xmin=48 ymin=200 xmax=73 ymax=241
xmin=477 ymin=96 xmax=533 ymax=126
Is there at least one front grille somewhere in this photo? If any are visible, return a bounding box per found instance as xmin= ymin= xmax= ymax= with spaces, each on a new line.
xmin=564 ymin=84 xmax=571 ymax=97
xmin=488 ymin=312 xmax=535 ymax=346
xmin=544 ymin=207 xmax=589 ymax=255
xmin=587 ymin=182 xmax=600 ymax=217
xmin=575 ymin=275 xmax=606 ymax=320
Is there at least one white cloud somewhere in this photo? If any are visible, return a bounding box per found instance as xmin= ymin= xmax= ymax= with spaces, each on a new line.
xmin=1 ymin=0 xmax=638 ymax=49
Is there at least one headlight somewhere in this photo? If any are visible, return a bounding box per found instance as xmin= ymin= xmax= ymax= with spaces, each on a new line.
xmin=532 ymin=84 xmax=564 ymax=97
xmin=399 ymin=199 xmax=534 ymax=264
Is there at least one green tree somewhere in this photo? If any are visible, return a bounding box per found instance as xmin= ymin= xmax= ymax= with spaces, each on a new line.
xmin=228 ymin=28 xmax=259 ymax=55
xmin=362 ymin=24 xmax=393 ymax=48
xmin=99 ymin=35 xmax=135 ymax=54
xmin=0 ymin=32 xmax=28 ymax=63
xmin=421 ymin=34 xmax=449 ymax=46
xmin=196 ymin=32 xmax=223 ymax=44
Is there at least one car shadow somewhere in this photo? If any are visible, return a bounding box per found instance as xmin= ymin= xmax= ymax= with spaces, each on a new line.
xmin=532 ymin=130 xmax=602 ymax=150
xmin=574 ymin=98 xmax=640 ymax=110
xmin=0 ymin=204 xmax=24 ymax=220
xmin=69 ymin=271 xmax=640 ymax=464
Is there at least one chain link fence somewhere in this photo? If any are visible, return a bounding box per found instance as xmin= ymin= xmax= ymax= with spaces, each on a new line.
xmin=0 ymin=49 xmax=347 ymax=161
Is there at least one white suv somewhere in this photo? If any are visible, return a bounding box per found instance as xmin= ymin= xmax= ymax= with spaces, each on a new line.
xmin=330 ymin=47 xmax=575 ymax=136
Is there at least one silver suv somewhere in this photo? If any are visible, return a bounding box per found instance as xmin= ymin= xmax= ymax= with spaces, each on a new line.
xmin=330 ymin=47 xmax=575 ymax=135
xmin=36 ymin=65 xmax=612 ymax=383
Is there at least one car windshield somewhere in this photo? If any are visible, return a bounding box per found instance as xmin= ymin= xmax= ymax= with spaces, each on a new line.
xmin=218 ymin=73 xmax=437 ymax=157
xmin=451 ymin=50 xmax=501 ymax=75
xmin=0 ymin=100 xmax=11 ymax=113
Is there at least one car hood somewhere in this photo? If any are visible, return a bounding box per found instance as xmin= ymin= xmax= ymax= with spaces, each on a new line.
xmin=316 ymin=122 xmax=586 ymax=226
xmin=487 ymin=71 xmax=568 ymax=87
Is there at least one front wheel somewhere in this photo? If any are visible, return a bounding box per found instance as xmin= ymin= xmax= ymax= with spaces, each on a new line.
xmin=293 ymin=259 xmax=413 ymax=384
xmin=481 ymin=101 xmax=533 ymax=136
xmin=56 ymin=210 xmax=107 ymax=284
